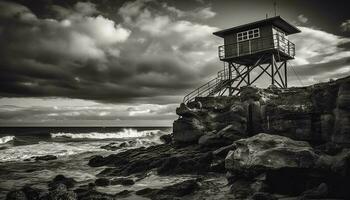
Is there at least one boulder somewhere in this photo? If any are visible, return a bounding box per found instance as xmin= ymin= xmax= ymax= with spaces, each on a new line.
xmin=34 ymin=155 xmax=57 ymax=161
xmin=111 ymin=178 xmax=135 ymax=186
xmin=44 ymin=183 xmax=77 ymax=200
xmin=48 ymin=175 xmax=76 ymax=190
xmin=116 ymin=190 xmax=131 ymax=196
xmin=173 ymin=118 xmax=205 ymax=143
xmin=225 ymin=133 xmax=318 ymax=172
xmin=95 ymin=178 xmax=110 ymax=186
xmin=176 ymin=103 xmax=199 ymax=118
xmin=88 ymin=155 xmax=107 ymax=167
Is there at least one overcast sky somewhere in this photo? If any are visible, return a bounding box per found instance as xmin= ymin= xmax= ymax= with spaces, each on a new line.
xmin=0 ymin=0 xmax=349 ymax=126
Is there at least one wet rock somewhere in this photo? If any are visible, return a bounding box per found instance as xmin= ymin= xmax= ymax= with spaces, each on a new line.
xmin=48 ymin=175 xmax=76 ymax=189
xmin=6 ymin=185 xmax=76 ymax=200
xmin=24 ymin=169 xmax=37 ymax=173
xmin=136 ymin=179 xmax=199 ymax=199
xmin=88 ymin=155 xmax=107 ymax=167
xmin=100 ymin=142 xmax=121 ymax=151
xmin=44 ymin=183 xmax=77 ymax=200
xmin=158 ymin=179 xmax=199 ymax=197
xmin=95 ymin=178 xmax=110 ymax=186
xmin=160 ymin=134 xmax=172 ymax=144
xmin=225 ymin=133 xmax=318 ymax=172
xmin=111 ymin=178 xmax=135 ymax=186
xmin=95 ymin=143 xmax=216 ymax=177
xmin=116 ymin=190 xmax=131 ymax=196
xmin=6 ymin=190 xmax=27 ymax=200
xmin=34 ymin=155 xmax=57 ymax=161
xmin=135 ymin=188 xmax=157 ymax=196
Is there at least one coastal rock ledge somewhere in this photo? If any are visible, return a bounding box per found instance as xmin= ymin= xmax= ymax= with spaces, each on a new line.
xmin=5 ymin=76 xmax=350 ymax=200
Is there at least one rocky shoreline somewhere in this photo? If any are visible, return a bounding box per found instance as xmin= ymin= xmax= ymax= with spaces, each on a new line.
xmin=6 ymin=76 xmax=350 ymax=200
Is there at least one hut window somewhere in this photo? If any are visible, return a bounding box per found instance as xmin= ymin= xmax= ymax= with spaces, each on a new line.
xmin=237 ymin=28 xmax=260 ymax=42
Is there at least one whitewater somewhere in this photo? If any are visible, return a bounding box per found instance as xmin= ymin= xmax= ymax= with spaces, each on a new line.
xmin=0 ymin=127 xmax=171 ymax=198
xmin=0 ymin=128 xmax=167 ymax=162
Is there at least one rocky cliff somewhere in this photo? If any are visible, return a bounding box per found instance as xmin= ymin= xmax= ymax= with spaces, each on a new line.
xmin=6 ymin=76 xmax=350 ymax=200
xmin=173 ymin=76 xmax=350 ymax=146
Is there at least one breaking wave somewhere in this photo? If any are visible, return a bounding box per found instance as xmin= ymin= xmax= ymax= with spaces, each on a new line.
xmin=0 ymin=136 xmax=15 ymax=144
xmin=50 ymin=128 xmax=161 ymax=140
xmin=0 ymin=141 xmax=106 ymax=162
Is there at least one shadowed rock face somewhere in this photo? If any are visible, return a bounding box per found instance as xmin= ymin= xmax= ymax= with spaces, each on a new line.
xmin=225 ymin=133 xmax=318 ymax=172
xmin=173 ymin=76 xmax=350 ymax=146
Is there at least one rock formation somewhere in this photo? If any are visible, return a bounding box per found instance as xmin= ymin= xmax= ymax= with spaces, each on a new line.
xmin=173 ymin=76 xmax=350 ymax=146
xmin=5 ymin=76 xmax=350 ymax=200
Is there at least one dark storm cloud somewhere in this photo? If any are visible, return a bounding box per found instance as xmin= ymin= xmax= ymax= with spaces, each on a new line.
xmin=0 ymin=0 xmax=349 ymax=106
xmin=0 ymin=0 xmax=219 ymax=104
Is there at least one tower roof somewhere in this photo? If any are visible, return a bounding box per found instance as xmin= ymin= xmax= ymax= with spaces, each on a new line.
xmin=213 ymin=16 xmax=301 ymax=38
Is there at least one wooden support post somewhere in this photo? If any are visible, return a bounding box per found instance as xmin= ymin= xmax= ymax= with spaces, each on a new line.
xmin=272 ymin=55 xmax=274 ymax=83
xmin=284 ymin=61 xmax=288 ymax=88
xmin=233 ymin=64 xmax=248 ymax=85
xmin=275 ymin=62 xmax=284 ymax=88
xmin=247 ymin=65 xmax=250 ymax=86
xmin=229 ymin=63 xmax=232 ymax=96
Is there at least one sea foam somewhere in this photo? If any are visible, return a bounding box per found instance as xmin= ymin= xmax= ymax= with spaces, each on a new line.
xmin=50 ymin=128 xmax=161 ymax=139
xmin=0 ymin=136 xmax=15 ymax=144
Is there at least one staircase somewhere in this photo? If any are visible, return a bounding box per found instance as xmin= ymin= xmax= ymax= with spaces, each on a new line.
xmin=183 ymin=66 xmax=239 ymax=103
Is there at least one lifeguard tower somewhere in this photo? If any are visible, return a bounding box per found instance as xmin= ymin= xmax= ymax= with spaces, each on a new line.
xmin=183 ymin=16 xmax=301 ymax=103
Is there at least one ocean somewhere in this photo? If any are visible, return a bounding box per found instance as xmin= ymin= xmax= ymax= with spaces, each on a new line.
xmin=0 ymin=127 xmax=182 ymax=199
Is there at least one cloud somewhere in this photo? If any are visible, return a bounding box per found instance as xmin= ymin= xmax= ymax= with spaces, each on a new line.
xmin=297 ymin=14 xmax=308 ymax=24
xmin=1 ymin=0 xmax=348 ymax=109
xmin=162 ymin=3 xmax=216 ymax=19
xmin=340 ymin=19 xmax=350 ymax=32
xmin=291 ymin=26 xmax=350 ymax=65
xmin=74 ymin=1 xmax=98 ymax=15
xmin=0 ymin=0 xmax=221 ymax=105
xmin=287 ymin=26 xmax=350 ymax=86
xmin=195 ymin=7 xmax=216 ymax=19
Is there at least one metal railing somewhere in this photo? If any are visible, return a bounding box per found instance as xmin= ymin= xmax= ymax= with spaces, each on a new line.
xmin=218 ymin=34 xmax=295 ymax=60
xmin=183 ymin=65 xmax=236 ymax=103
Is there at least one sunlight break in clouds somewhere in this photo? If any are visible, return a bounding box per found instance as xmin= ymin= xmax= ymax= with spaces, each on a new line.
xmin=291 ymin=26 xmax=350 ymax=65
